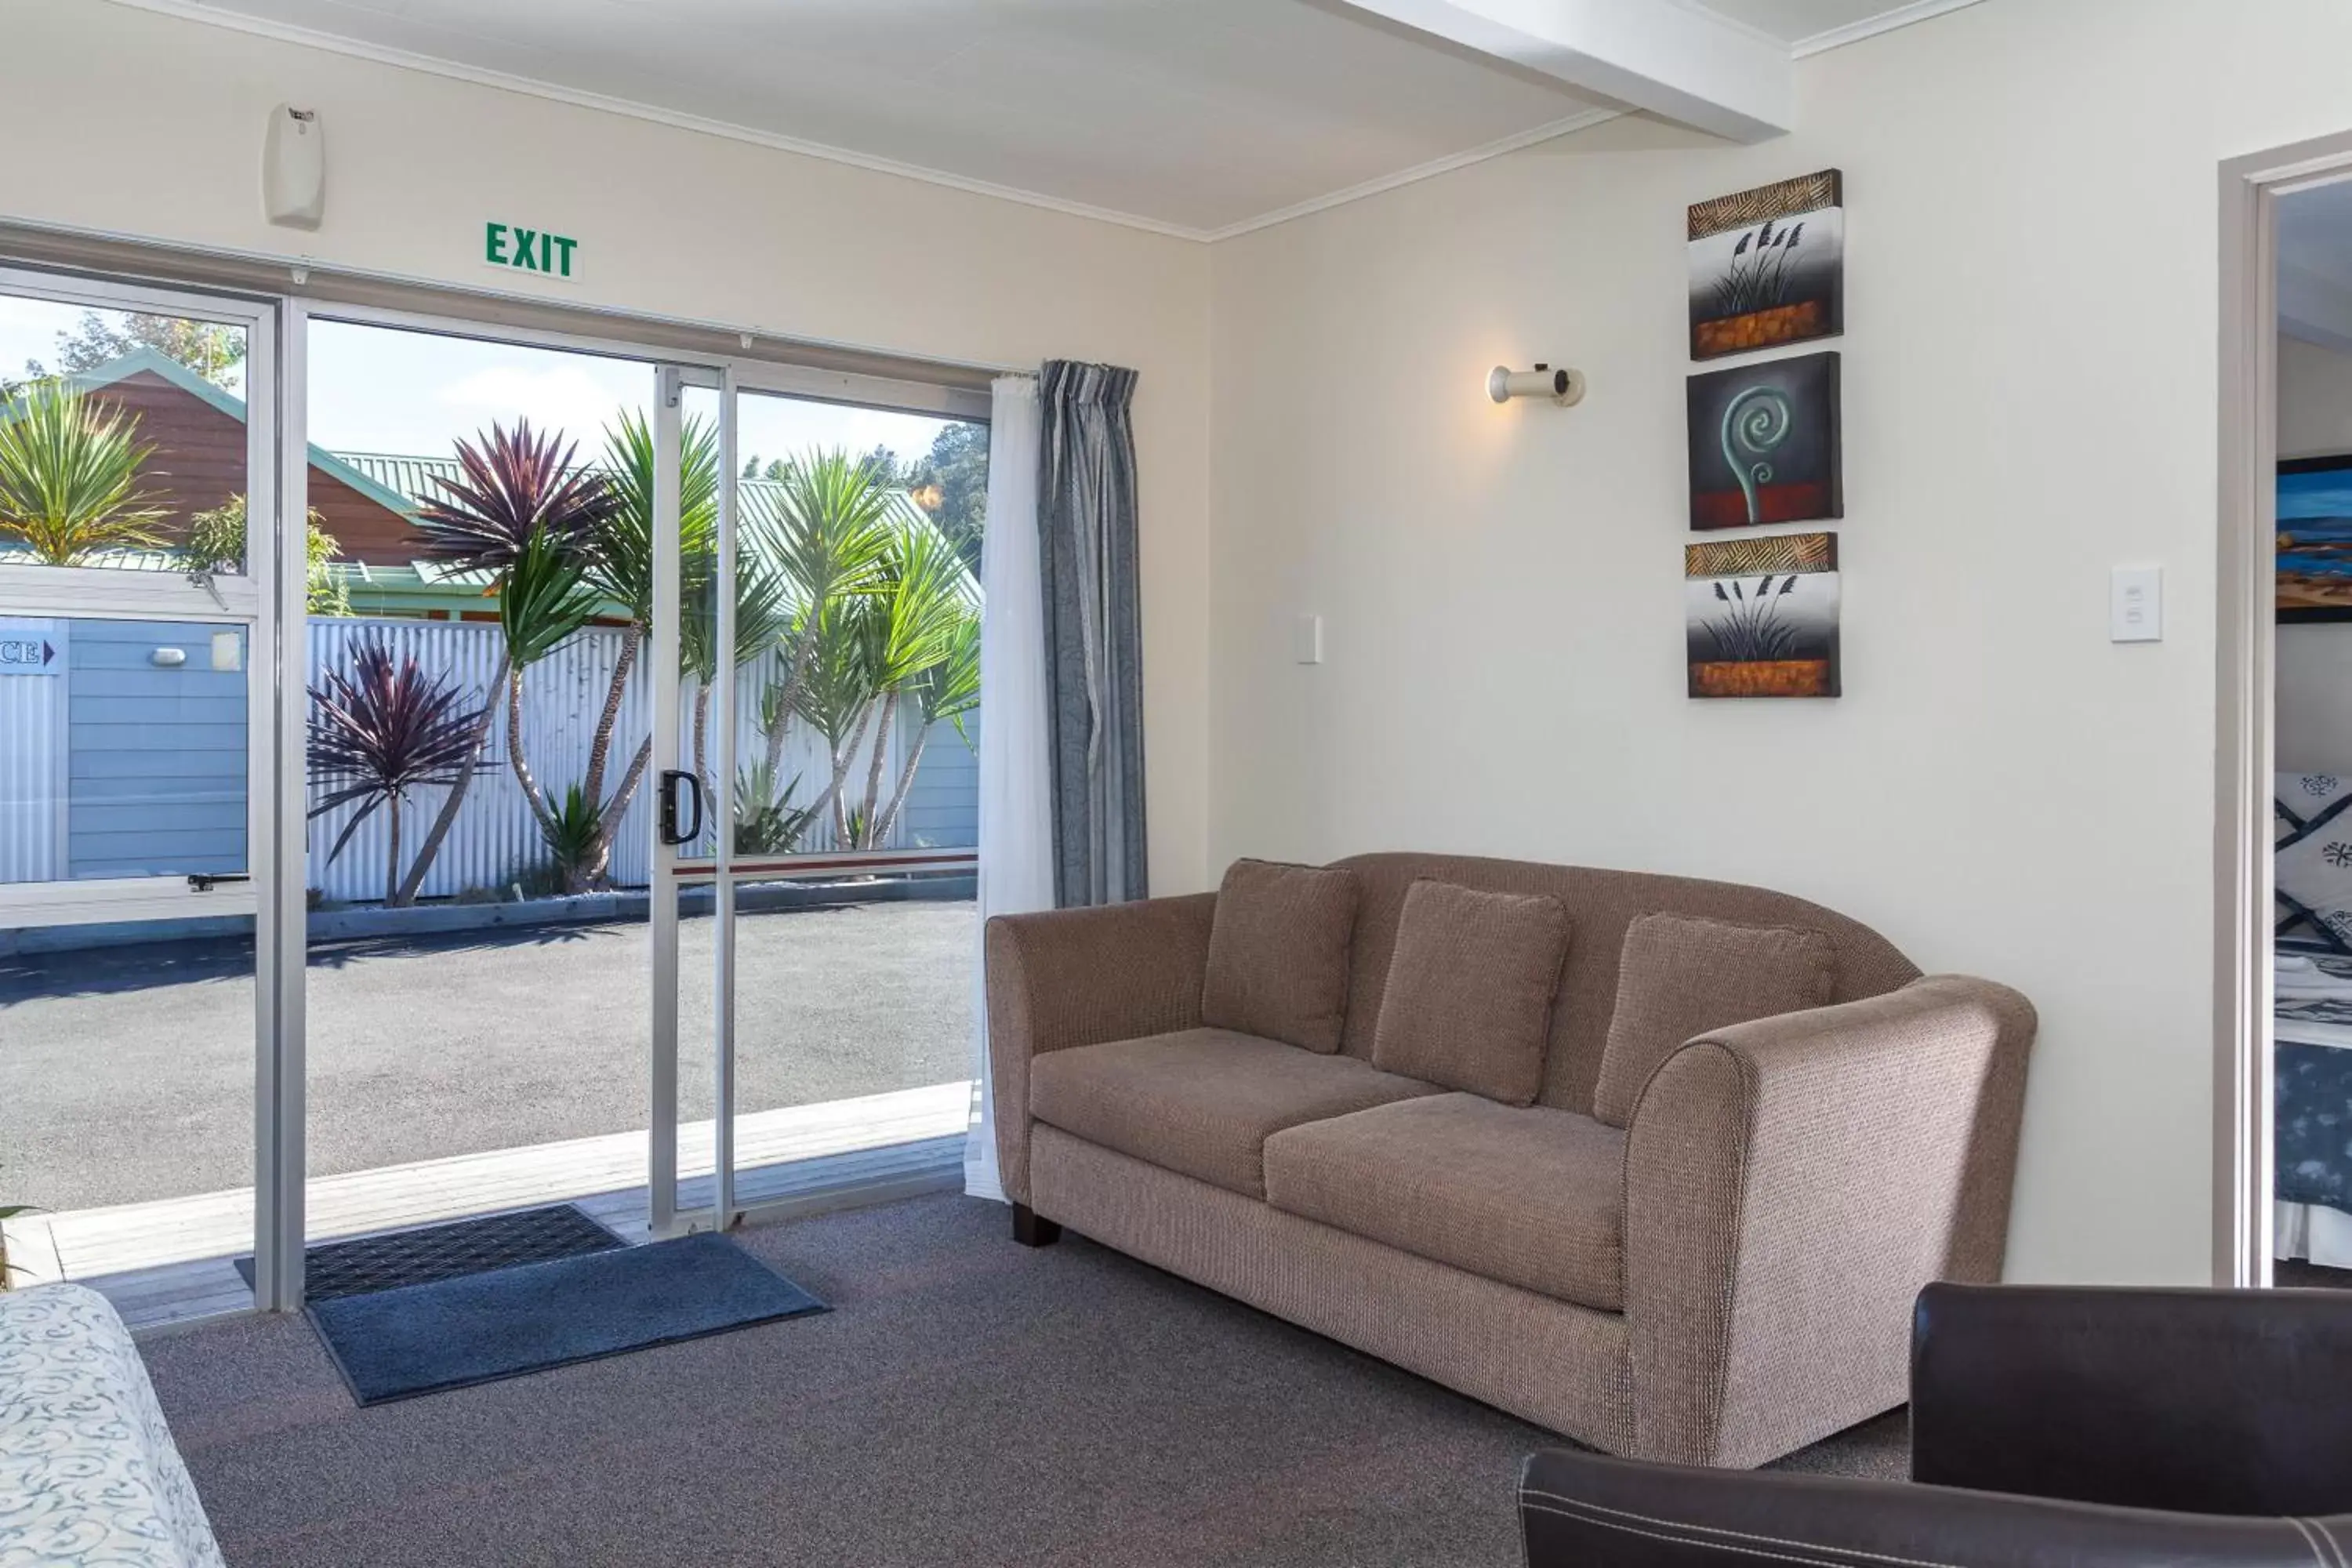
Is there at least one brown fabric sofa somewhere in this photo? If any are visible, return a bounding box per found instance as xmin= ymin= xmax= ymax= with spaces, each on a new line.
xmin=984 ymin=852 xmax=2036 ymax=1468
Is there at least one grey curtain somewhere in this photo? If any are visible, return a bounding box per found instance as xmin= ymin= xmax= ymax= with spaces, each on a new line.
xmin=1037 ymin=360 xmax=1148 ymax=907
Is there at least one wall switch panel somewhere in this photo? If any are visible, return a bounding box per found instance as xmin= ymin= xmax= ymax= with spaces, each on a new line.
xmin=2110 ymin=567 xmax=2161 ymax=643
xmin=1294 ymin=613 xmax=1323 ymax=665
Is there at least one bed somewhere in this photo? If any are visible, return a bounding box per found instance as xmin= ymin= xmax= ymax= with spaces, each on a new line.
xmin=2274 ymin=771 xmax=2352 ymax=1265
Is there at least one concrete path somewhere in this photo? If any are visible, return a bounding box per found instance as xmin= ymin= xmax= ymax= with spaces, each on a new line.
xmin=0 ymin=901 xmax=975 ymax=1211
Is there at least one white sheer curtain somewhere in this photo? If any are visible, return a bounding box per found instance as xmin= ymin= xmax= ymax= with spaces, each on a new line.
xmin=966 ymin=373 xmax=1051 ymax=1201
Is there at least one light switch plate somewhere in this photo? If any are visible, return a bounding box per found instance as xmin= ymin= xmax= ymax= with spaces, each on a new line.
xmin=211 ymin=630 xmax=243 ymax=671
xmin=2110 ymin=567 xmax=2161 ymax=643
xmin=1294 ymin=614 xmax=1323 ymax=665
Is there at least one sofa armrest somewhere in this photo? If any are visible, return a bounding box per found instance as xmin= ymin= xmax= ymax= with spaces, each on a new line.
xmin=1911 ymin=1282 xmax=2352 ymax=1516
xmin=1519 ymin=1447 xmax=2336 ymax=1568
xmin=1621 ymin=975 xmax=2036 ymax=1466
xmin=984 ymin=893 xmax=1218 ymax=1204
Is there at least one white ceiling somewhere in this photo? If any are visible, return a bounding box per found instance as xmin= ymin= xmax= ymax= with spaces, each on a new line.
xmin=112 ymin=0 xmax=1982 ymax=239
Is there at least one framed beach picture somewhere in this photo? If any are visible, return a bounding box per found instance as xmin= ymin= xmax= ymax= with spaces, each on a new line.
xmin=2281 ymin=455 xmax=2352 ymax=622
xmin=1688 ymin=169 xmax=1844 ymax=361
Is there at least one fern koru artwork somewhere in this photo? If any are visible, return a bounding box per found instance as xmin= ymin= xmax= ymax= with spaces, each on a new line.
xmin=1686 ymin=352 xmax=1841 ymax=531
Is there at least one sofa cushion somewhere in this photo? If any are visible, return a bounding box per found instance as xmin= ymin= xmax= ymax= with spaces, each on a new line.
xmin=1263 ymin=1094 xmax=1628 ymax=1312
xmin=1029 ymin=1028 xmax=1440 ymax=1197
xmin=1370 ymin=879 xmax=1570 ymax=1105
xmin=1591 ymin=913 xmax=1838 ymax=1127
xmin=1200 ymin=858 xmax=1360 ymax=1053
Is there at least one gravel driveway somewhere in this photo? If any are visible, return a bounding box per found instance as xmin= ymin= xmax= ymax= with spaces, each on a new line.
xmin=0 ymin=900 xmax=975 ymax=1211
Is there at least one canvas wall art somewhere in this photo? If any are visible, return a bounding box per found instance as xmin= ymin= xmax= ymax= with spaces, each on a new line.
xmin=1686 ymin=532 xmax=1841 ymax=699
xmin=1688 ymin=169 xmax=1843 ymax=360
xmin=1686 ymin=350 xmax=1841 ymax=531
xmin=2280 ymin=455 xmax=2352 ymax=622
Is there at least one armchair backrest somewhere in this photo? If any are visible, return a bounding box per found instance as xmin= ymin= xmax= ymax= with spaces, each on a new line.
xmin=1914 ymin=1282 xmax=2352 ymax=1517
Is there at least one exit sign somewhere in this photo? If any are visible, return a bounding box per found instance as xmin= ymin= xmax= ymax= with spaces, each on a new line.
xmin=485 ymin=221 xmax=578 ymax=281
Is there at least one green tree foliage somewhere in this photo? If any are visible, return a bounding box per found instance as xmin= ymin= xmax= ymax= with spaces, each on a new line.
xmin=0 ymin=382 xmax=169 ymax=564
xmin=902 ymin=421 xmax=989 ymax=574
xmin=184 ymin=493 xmax=352 ymax=615
xmin=27 ymin=311 xmax=247 ymax=390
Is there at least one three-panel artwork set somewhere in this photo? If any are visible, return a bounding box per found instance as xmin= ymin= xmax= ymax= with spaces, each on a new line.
xmin=1683 ymin=169 xmax=1844 ymax=699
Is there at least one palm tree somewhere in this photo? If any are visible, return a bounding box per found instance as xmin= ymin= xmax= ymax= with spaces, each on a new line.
xmin=871 ymin=602 xmax=979 ymax=847
xmin=746 ymin=451 xmax=896 ymax=779
xmin=569 ymin=409 xmax=720 ymax=886
xmin=405 ymin=420 xmax=614 ymax=897
xmin=0 ymin=381 xmax=169 ymax=564
xmin=789 ymin=506 xmax=978 ymax=848
xmin=308 ymin=641 xmax=490 ymax=906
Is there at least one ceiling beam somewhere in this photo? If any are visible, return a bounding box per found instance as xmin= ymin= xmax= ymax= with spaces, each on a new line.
xmin=1329 ymin=0 xmax=1792 ymax=142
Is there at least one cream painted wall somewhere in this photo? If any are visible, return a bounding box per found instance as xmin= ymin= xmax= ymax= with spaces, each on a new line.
xmin=0 ymin=0 xmax=1213 ymax=891
xmin=2278 ymin=336 xmax=2352 ymax=774
xmin=1208 ymin=0 xmax=2352 ymax=1285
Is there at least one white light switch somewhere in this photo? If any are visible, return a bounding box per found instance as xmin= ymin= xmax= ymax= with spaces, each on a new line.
xmin=211 ymin=630 xmax=243 ymax=671
xmin=2110 ymin=567 xmax=2162 ymax=643
xmin=1294 ymin=614 xmax=1323 ymax=665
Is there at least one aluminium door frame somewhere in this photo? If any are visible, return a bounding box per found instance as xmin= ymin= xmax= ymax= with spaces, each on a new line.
xmin=0 ymin=264 xmax=305 ymax=1311
xmin=2216 ymin=129 xmax=2352 ymax=1288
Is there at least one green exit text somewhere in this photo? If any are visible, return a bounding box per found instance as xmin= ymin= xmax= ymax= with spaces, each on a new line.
xmin=485 ymin=222 xmax=578 ymax=280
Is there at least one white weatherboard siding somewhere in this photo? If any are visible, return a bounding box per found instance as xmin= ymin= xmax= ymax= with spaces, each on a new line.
xmin=0 ymin=0 xmax=1211 ymax=896
xmin=1207 ymin=0 xmax=2352 ymax=1287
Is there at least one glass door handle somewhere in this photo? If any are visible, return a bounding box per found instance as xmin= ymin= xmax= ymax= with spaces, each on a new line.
xmin=658 ymin=769 xmax=704 ymax=847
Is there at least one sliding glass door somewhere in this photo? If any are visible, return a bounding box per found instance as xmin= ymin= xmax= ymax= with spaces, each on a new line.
xmin=648 ymin=372 xmax=989 ymax=1233
xmin=0 ymin=260 xmax=993 ymax=1320
xmin=0 ymin=267 xmax=301 ymax=1319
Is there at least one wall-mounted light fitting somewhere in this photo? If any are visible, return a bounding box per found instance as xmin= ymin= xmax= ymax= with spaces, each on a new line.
xmin=1488 ymin=363 xmax=1586 ymax=407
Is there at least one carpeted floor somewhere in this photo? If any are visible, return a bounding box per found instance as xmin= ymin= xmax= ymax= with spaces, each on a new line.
xmin=143 ymin=1194 xmax=1907 ymax=1568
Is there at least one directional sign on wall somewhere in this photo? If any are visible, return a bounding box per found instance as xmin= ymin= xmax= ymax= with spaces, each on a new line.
xmin=0 ymin=620 xmax=62 ymax=674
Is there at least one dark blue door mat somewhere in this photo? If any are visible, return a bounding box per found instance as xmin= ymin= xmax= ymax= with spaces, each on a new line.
xmin=234 ymin=1203 xmax=622 ymax=1301
xmin=307 ymin=1232 xmax=829 ymax=1405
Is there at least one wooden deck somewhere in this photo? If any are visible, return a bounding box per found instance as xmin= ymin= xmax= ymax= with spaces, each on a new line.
xmin=2 ymin=1082 xmax=971 ymax=1331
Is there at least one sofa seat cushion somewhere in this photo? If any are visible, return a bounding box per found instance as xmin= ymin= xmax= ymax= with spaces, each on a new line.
xmin=1029 ymin=1028 xmax=1441 ymax=1198
xmin=1262 ymin=1093 xmax=1628 ymax=1312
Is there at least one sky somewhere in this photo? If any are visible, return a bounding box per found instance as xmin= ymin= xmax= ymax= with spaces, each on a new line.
xmin=0 ymin=291 xmax=964 ymax=472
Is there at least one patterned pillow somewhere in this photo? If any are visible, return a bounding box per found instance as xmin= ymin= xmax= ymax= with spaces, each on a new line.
xmin=2277 ymin=773 xmax=2352 ymax=951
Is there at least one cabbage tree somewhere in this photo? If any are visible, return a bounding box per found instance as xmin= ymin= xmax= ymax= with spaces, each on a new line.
xmin=408 ymin=420 xmax=613 ymax=895
xmin=308 ymin=641 xmax=489 ymax=906
xmin=0 ymin=382 xmax=169 ymax=564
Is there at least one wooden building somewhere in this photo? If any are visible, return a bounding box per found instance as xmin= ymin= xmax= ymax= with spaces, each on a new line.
xmin=70 ymin=347 xmax=421 ymax=567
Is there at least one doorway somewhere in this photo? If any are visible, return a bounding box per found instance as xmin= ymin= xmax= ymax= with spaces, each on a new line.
xmin=2217 ymin=130 xmax=2352 ymax=1289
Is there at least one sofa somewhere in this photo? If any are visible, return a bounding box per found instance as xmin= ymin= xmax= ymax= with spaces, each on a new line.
xmin=0 ymin=1282 xmax=225 ymax=1567
xmin=985 ymin=852 xmax=2035 ymax=1468
xmin=1520 ymin=1283 xmax=2352 ymax=1564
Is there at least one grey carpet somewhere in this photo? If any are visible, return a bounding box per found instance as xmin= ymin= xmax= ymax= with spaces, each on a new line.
xmin=143 ymin=1194 xmax=1908 ymax=1568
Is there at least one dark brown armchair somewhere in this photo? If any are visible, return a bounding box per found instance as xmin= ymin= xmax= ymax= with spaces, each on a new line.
xmin=1521 ymin=1282 xmax=2352 ymax=1566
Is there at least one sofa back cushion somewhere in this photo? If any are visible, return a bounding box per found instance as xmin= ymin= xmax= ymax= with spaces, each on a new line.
xmin=1200 ymin=858 xmax=1360 ymax=1052
xmin=1590 ymin=913 xmax=1838 ymax=1127
xmin=1370 ymin=879 xmax=1570 ymax=1105
xmin=1328 ymin=854 xmax=1918 ymax=1113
